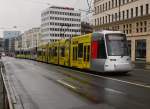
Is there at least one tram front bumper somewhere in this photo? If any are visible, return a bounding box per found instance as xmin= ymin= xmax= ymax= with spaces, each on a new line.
xmin=105 ymin=63 xmax=133 ymax=72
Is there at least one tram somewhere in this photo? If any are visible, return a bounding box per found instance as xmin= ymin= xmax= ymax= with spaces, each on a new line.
xmin=15 ymin=30 xmax=133 ymax=73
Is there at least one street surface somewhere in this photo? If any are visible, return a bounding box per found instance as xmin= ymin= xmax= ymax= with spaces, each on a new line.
xmin=2 ymin=57 xmax=150 ymax=109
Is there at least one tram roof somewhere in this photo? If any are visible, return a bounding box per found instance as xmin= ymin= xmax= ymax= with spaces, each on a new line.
xmin=95 ymin=30 xmax=124 ymax=34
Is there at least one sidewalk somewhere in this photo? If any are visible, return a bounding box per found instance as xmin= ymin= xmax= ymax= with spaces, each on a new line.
xmin=133 ymin=62 xmax=150 ymax=70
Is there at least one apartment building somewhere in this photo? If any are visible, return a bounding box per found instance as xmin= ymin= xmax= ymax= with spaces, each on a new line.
xmin=22 ymin=28 xmax=41 ymax=50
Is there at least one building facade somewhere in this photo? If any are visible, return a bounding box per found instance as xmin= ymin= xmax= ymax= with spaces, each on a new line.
xmin=22 ymin=28 xmax=41 ymax=50
xmin=41 ymin=6 xmax=81 ymax=44
xmin=3 ymin=31 xmax=21 ymax=55
xmin=15 ymin=34 xmax=22 ymax=51
xmin=0 ymin=38 xmax=4 ymax=52
xmin=93 ymin=0 xmax=150 ymax=63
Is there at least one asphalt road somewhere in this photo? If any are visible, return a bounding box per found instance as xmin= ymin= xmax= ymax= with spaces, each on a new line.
xmin=2 ymin=57 xmax=150 ymax=109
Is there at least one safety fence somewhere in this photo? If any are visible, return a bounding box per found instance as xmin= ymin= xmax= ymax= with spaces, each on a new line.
xmin=0 ymin=62 xmax=13 ymax=109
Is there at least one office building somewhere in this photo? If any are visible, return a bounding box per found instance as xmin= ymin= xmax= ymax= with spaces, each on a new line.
xmin=41 ymin=6 xmax=81 ymax=44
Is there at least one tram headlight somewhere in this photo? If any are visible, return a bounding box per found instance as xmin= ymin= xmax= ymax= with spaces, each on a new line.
xmin=105 ymin=65 xmax=109 ymax=67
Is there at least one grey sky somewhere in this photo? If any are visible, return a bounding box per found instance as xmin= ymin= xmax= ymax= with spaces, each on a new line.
xmin=0 ymin=0 xmax=90 ymax=36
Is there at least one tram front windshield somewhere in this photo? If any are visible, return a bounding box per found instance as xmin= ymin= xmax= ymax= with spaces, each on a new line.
xmin=106 ymin=34 xmax=129 ymax=56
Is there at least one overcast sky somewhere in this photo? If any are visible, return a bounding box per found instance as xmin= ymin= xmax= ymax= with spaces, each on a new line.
xmin=0 ymin=0 xmax=90 ymax=37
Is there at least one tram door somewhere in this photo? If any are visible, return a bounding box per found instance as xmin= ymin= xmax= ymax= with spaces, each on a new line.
xmin=83 ymin=43 xmax=90 ymax=69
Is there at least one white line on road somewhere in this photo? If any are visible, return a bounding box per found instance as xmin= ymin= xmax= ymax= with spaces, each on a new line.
xmin=57 ymin=80 xmax=77 ymax=90
xmin=61 ymin=68 xmax=150 ymax=89
xmin=105 ymin=88 xmax=126 ymax=95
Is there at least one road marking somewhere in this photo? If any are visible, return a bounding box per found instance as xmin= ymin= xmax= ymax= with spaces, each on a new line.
xmin=57 ymin=80 xmax=77 ymax=90
xmin=92 ymin=74 xmax=150 ymax=89
xmin=105 ymin=88 xmax=126 ymax=95
xmin=61 ymin=67 xmax=150 ymax=89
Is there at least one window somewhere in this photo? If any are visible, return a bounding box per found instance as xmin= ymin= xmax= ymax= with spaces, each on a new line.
xmin=73 ymin=47 xmax=77 ymax=60
xmin=109 ymin=15 xmax=111 ymax=23
xmin=87 ymin=45 xmax=90 ymax=61
xmin=127 ymin=40 xmax=131 ymax=57
xmin=135 ymin=40 xmax=146 ymax=61
xmin=100 ymin=5 xmax=102 ymax=13
xmin=122 ymin=11 xmax=125 ymax=20
xmin=100 ymin=17 xmax=102 ymax=24
xmin=103 ymin=16 xmax=105 ymax=24
xmin=146 ymin=4 xmax=149 ymax=14
xmin=112 ymin=0 xmax=114 ymax=8
xmin=60 ymin=46 xmax=65 ymax=57
xmin=140 ymin=5 xmax=143 ymax=16
xmin=91 ymin=38 xmax=106 ymax=59
xmin=105 ymin=16 xmax=107 ymax=23
xmin=115 ymin=13 xmax=117 ymax=21
xmin=106 ymin=34 xmax=128 ymax=56
xmin=112 ymin=14 xmax=114 ymax=22
xmin=109 ymin=1 xmax=111 ymax=9
xmin=144 ymin=21 xmax=147 ymax=26
xmin=140 ymin=28 xmax=143 ymax=32
xmin=123 ymin=0 xmax=125 ymax=4
xmin=136 ymin=7 xmax=138 ymax=16
xmin=97 ymin=18 xmax=99 ymax=25
xmin=97 ymin=38 xmax=107 ymax=59
xmin=131 ymin=8 xmax=133 ymax=18
xmin=94 ymin=7 xmax=96 ymax=14
xmin=126 ymin=10 xmax=129 ymax=19
xmin=116 ymin=0 xmax=118 ymax=7
xmin=144 ymin=27 xmax=147 ymax=32
xmin=136 ymin=28 xmax=139 ymax=33
xmin=84 ymin=45 xmax=90 ymax=61
xmin=84 ymin=46 xmax=86 ymax=61
xmin=54 ymin=47 xmax=57 ymax=56
xmin=78 ymin=43 xmax=83 ymax=58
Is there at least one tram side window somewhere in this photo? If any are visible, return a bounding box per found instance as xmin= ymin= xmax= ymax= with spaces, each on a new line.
xmin=78 ymin=43 xmax=83 ymax=58
xmin=49 ymin=48 xmax=51 ymax=56
xmin=83 ymin=45 xmax=90 ymax=61
xmin=60 ymin=46 xmax=65 ymax=57
xmin=37 ymin=50 xmax=41 ymax=56
xmin=54 ymin=47 xmax=57 ymax=56
xmin=84 ymin=46 xmax=86 ymax=61
xmin=87 ymin=45 xmax=90 ymax=61
xmin=97 ymin=38 xmax=107 ymax=59
xmin=73 ymin=47 xmax=75 ymax=60
xmin=73 ymin=47 xmax=77 ymax=60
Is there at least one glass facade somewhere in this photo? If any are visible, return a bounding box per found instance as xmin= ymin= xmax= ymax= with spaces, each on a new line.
xmin=135 ymin=40 xmax=146 ymax=61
